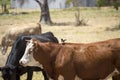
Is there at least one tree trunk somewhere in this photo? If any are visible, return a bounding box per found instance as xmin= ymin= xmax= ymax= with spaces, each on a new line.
xmin=35 ymin=0 xmax=52 ymax=25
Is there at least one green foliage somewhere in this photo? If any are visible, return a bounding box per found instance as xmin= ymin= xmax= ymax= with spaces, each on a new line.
xmin=113 ymin=1 xmax=120 ymax=10
xmin=0 ymin=0 xmax=10 ymax=14
xmin=66 ymin=0 xmax=73 ymax=4
xmin=66 ymin=0 xmax=80 ymax=7
xmin=97 ymin=0 xmax=120 ymax=9
xmin=0 ymin=0 xmax=10 ymax=5
xmin=96 ymin=0 xmax=110 ymax=7
xmin=6 ymin=0 xmax=10 ymax=5
xmin=75 ymin=8 xmax=87 ymax=26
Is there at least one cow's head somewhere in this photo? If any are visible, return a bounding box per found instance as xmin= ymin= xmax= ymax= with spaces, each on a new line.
xmin=19 ymin=38 xmax=38 ymax=66
xmin=0 ymin=66 xmax=17 ymax=80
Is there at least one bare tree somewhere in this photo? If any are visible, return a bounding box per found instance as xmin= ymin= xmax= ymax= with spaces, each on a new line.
xmin=35 ymin=0 xmax=52 ymax=25
xmin=75 ymin=8 xmax=87 ymax=26
xmin=18 ymin=0 xmax=52 ymax=25
xmin=18 ymin=0 xmax=27 ymax=6
xmin=66 ymin=0 xmax=80 ymax=7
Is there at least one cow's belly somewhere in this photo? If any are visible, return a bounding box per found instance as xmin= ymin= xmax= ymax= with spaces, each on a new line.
xmin=75 ymin=60 xmax=115 ymax=79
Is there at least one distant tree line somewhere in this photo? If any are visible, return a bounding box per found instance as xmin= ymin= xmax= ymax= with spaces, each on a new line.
xmin=66 ymin=0 xmax=80 ymax=7
xmin=0 ymin=0 xmax=10 ymax=14
xmin=97 ymin=0 xmax=120 ymax=10
xmin=1 ymin=0 xmax=119 ymax=25
xmin=66 ymin=0 xmax=120 ymax=10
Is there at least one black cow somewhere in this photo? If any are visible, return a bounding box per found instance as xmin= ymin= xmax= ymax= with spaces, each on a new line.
xmin=0 ymin=32 xmax=58 ymax=80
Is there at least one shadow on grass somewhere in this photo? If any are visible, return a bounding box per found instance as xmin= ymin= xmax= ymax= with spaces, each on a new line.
xmin=106 ymin=23 xmax=120 ymax=31
xmin=50 ymin=22 xmax=88 ymax=27
xmin=51 ymin=22 xmax=74 ymax=26
xmin=0 ymin=12 xmax=29 ymax=16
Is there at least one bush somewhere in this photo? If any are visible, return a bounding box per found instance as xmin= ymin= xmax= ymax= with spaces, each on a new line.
xmin=113 ymin=1 xmax=120 ymax=10
xmin=97 ymin=0 xmax=120 ymax=10
xmin=74 ymin=8 xmax=88 ymax=26
xmin=97 ymin=0 xmax=109 ymax=7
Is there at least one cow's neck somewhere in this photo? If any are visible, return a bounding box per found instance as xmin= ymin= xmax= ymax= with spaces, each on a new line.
xmin=35 ymin=42 xmax=60 ymax=61
xmin=35 ymin=42 xmax=61 ymax=60
xmin=33 ymin=42 xmax=61 ymax=78
xmin=6 ymin=38 xmax=25 ymax=68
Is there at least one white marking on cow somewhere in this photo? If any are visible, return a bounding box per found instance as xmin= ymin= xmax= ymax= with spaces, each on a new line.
xmin=20 ymin=39 xmax=38 ymax=66
xmin=19 ymin=39 xmax=44 ymax=69
xmin=58 ymin=75 xmax=64 ymax=80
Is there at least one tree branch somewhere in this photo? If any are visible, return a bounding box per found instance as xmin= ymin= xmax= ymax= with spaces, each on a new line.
xmin=35 ymin=0 xmax=42 ymax=6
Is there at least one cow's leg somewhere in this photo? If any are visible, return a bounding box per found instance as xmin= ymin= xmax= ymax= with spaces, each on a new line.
xmin=10 ymin=73 xmax=18 ymax=80
xmin=41 ymin=69 xmax=49 ymax=80
xmin=16 ymin=74 xmax=20 ymax=80
xmin=29 ymin=66 xmax=49 ymax=80
xmin=26 ymin=71 xmax=33 ymax=80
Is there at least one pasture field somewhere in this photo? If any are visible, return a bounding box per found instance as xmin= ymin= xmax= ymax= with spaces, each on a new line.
xmin=0 ymin=7 xmax=120 ymax=80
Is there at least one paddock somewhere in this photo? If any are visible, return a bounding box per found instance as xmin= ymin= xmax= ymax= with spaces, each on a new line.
xmin=19 ymin=38 xmax=120 ymax=80
xmin=0 ymin=7 xmax=120 ymax=80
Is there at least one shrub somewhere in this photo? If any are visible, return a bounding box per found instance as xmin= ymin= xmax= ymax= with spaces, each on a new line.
xmin=74 ymin=8 xmax=88 ymax=26
xmin=96 ymin=0 xmax=109 ymax=7
xmin=113 ymin=1 xmax=120 ymax=10
xmin=96 ymin=0 xmax=120 ymax=10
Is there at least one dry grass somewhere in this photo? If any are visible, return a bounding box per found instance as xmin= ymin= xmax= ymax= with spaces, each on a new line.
xmin=0 ymin=7 xmax=120 ymax=80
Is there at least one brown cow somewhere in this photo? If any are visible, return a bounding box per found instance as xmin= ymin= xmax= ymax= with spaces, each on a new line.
xmin=1 ymin=23 xmax=41 ymax=55
xmin=19 ymin=38 xmax=120 ymax=80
